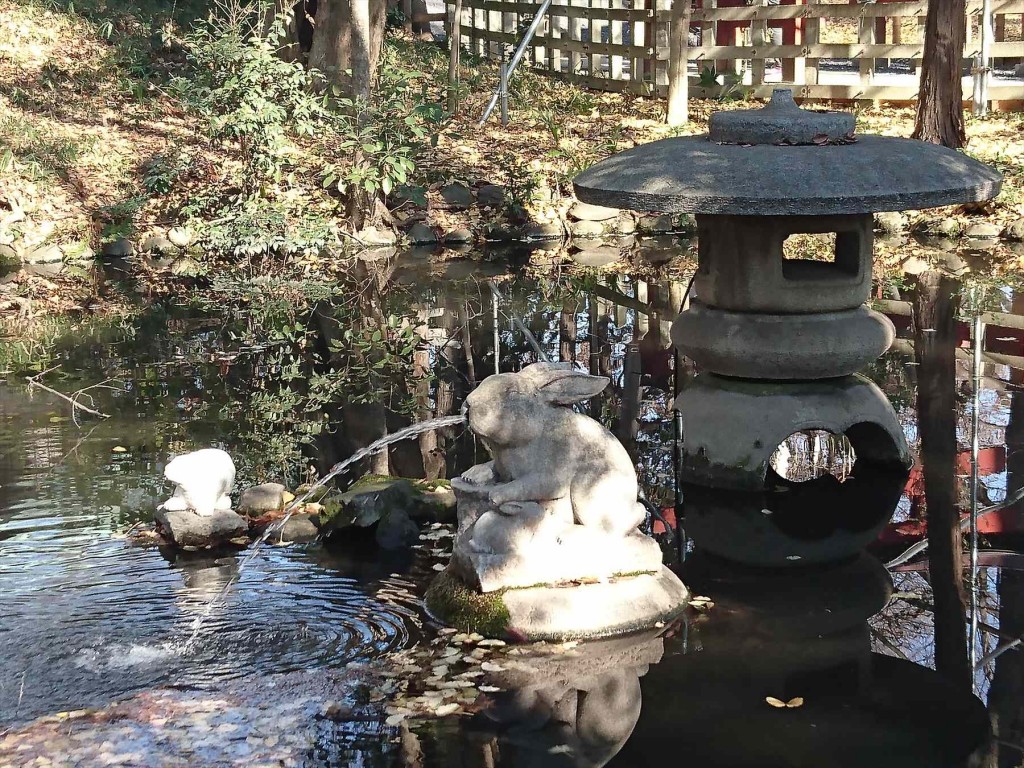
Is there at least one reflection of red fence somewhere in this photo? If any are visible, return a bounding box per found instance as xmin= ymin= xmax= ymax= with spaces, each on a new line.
xmin=879 ymin=300 xmax=1024 ymax=370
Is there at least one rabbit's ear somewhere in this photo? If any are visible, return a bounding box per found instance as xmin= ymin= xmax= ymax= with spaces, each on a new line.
xmin=536 ymin=370 xmax=609 ymax=405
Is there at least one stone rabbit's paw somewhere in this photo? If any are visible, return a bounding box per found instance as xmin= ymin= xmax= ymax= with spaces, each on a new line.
xmin=460 ymin=463 xmax=497 ymax=486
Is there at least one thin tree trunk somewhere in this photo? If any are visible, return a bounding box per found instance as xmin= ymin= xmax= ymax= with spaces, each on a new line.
xmin=666 ymin=0 xmax=691 ymax=126
xmin=913 ymin=269 xmax=971 ymax=693
xmin=912 ymin=0 xmax=967 ymax=147
xmin=351 ymin=0 xmax=372 ymax=102
xmin=559 ymin=304 xmax=577 ymax=364
xmin=447 ymin=0 xmax=464 ymax=114
xmin=461 ymin=300 xmax=477 ymax=387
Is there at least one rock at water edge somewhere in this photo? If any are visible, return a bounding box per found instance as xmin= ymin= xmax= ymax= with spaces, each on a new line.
xmin=238 ymin=483 xmax=289 ymax=516
xmin=155 ymin=508 xmax=248 ymax=548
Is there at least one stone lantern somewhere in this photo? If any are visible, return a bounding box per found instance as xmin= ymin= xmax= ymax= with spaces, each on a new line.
xmin=575 ymin=89 xmax=1002 ymax=566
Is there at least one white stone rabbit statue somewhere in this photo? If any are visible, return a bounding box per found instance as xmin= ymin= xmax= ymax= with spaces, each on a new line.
xmin=460 ymin=363 xmax=645 ymax=536
xmin=159 ymin=448 xmax=235 ymax=517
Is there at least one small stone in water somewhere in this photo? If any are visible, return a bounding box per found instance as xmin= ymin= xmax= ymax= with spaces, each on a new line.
xmin=432 ymin=563 xmax=446 ymax=571
xmin=478 ymin=685 xmax=502 ymax=693
xmin=480 ymin=662 xmax=505 ymax=672
xmin=385 ymin=714 xmax=407 ymax=726
xmin=434 ymin=703 xmax=460 ymax=717
xmin=477 ymin=639 xmax=506 ymax=647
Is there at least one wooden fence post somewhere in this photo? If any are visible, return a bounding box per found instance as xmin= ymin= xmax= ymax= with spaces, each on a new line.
xmin=858 ymin=5 xmax=877 ymax=106
xmin=803 ymin=0 xmax=820 ymax=90
xmin=750 ymin=0 xmax=768 ymax=87
xmin=666 ymin=0 xmax=692 ymax=122
xmin=610 ymin=0 xmax=624 ymax=79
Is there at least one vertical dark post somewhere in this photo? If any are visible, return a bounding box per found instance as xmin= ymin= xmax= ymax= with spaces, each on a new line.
xmin=560 ymin=304 xmax=578 ymax=364
xmin=988 ymin=365 xmax=1024 ymax=764
xmin=499 ymin=57 xmax=509 ymax=126
xmin=913 ymin=269 xmax=971 ymax=693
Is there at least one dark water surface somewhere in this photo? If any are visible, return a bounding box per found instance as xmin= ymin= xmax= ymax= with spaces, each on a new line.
xmin=2 ymin=246 xmax=1024 ymax=765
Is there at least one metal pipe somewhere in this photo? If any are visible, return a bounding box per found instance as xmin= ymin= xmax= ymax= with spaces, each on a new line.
xmin=969 ymin=309 xmax=984 ymax=674
xmin=479 ymin=0 xmax=554 ymax=125
xmin=492 ymin=285 xmax=500 ymax=376
xmin=499 ymin=59 xmax=509 ymax=127
xmin=489 ymin=283 xmax=549 ymax=362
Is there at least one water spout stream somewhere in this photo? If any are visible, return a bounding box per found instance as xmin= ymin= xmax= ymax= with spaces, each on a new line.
xmin=181 ymin=414 xmax=467 ymax=652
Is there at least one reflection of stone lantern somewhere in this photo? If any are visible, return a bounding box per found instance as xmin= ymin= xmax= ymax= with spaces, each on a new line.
xmin=575 ymin=89 xmax=1002 ymax=566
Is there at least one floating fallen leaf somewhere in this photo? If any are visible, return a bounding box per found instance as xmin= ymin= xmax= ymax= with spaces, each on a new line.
xmin=480 ymin=662 xmax=504 ymax=672
xmin=477 ymin=638 xmax=506 ymax=647
xmin=432 ymin=563 xmax=446 ymax=571
xmin=478 ymin=685 xmax=502 ymax=693
xmin=766 ymin=696 xmax=804 ymax=708
xmin=434 ymin=703 xmax=459 ymax=717
xmin=385 ymin=713 xmax=406 ymax=726
xmin=112 ymin=446 xmax=128 ymax=453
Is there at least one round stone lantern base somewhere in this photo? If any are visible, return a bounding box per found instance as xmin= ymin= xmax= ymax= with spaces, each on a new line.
xmin=672 ymin=301 xmax=895 ymax=380
xmin=677 ymin=373 xmax=912 ymax=492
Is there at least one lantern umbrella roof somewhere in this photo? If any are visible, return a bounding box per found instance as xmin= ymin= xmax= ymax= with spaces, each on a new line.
xmin=573 ymin=90 xmax=1002 ymax=217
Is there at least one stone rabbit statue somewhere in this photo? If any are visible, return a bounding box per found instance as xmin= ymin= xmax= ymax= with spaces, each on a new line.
xmin=452 ymin=363 xmax=661 ymax=592
xmin=460 ymin=362 xmax=646 ymax=535
xmin=159 ymin=448 xmax=236 ymax=517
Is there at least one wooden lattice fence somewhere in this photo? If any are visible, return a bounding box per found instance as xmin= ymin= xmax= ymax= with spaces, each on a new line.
xmin=450 ymin=0 xmax=1024 ymax=105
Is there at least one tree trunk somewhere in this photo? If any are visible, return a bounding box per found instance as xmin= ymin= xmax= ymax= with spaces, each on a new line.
xmin=309 ymin=0 xmax=349 ymax=84
xmin=666 ymin=0 xmax=691 ymax=126
xmin=351 ymin=0 xmax=372 ymax=102
xmin=447 ymin=0 xmax=464 ymax=114
xmin=913 ymin=269 xmax=971 ymax=694
xmin=912 ymin=0 xmax=967 ymax=147
xmin=308 ymin=0 xmax=387 ymax=89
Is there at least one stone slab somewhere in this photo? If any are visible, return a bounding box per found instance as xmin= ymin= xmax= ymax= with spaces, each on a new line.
xmin=569 ymin=201 xmax=620 ymax=222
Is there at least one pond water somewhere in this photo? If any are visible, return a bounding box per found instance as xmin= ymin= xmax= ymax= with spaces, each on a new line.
xmin=2 ymin=242 xmax=1024 ymax=765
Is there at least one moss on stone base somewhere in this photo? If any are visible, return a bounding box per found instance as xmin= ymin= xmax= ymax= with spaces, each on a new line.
xmin=425 ymin=568 xmax=511 ymax=638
